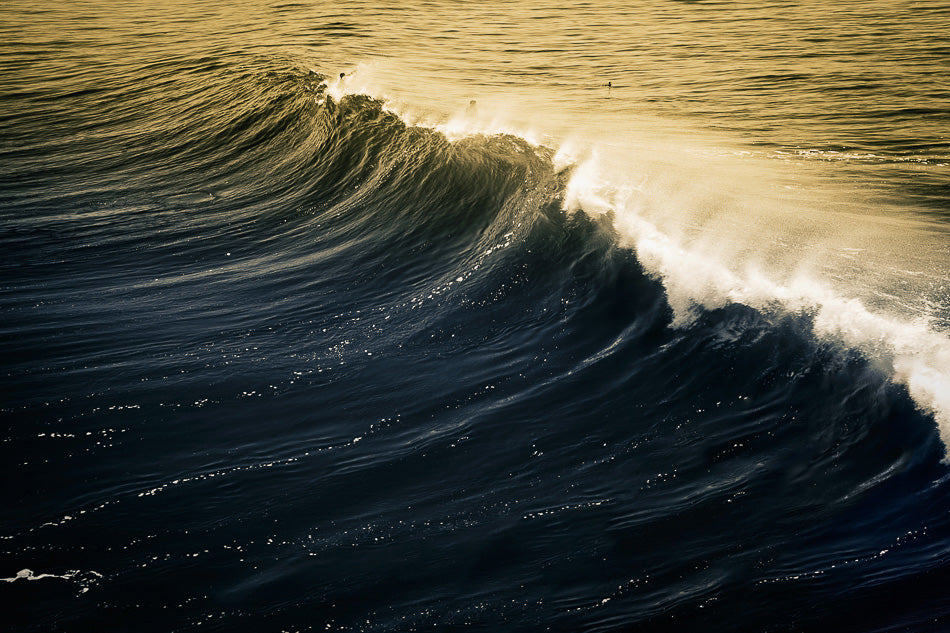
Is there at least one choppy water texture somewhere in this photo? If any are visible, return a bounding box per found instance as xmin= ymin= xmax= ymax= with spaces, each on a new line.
xmin=3 ymin=1 xmax=950 ymax=631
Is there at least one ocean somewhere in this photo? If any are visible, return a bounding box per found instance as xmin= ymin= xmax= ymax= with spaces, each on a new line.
xmin=3 ymin=1 xmax=950 ymax=631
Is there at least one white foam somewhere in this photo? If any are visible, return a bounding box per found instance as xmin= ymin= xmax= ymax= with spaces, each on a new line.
xmin=321 ymin=61 xmax=545 ymax=145
xmin=561 ymin=154 xmax=950 ymax=448
xmin=2 ymin=568 xmax=103 ymax=593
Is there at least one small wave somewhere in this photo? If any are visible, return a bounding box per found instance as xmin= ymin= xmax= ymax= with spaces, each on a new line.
xmin=775 ymin=148 xmax=950 ymax=166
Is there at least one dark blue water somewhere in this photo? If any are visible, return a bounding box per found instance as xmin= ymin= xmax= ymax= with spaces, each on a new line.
xmin=4 ymin=2 xmax=950 ymax=631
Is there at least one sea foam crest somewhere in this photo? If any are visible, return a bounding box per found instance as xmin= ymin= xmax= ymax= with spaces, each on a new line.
xmin=323 ymin=63 xmax=544 ymax=145
xmin=561 ymin=151 xmax=950 ymax=449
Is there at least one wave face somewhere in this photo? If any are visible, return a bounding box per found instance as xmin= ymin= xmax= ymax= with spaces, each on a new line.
xmin=4 ymin=2 xmax=950 ymax=632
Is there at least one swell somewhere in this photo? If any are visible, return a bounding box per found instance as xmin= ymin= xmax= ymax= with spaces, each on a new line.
xmin=4 ymin=64 xmax=946 ymax=451
xmin=3 ymin=64 xmax=942 ymax=501
xmin=4 ymin=64 xmax=950 ymax=632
